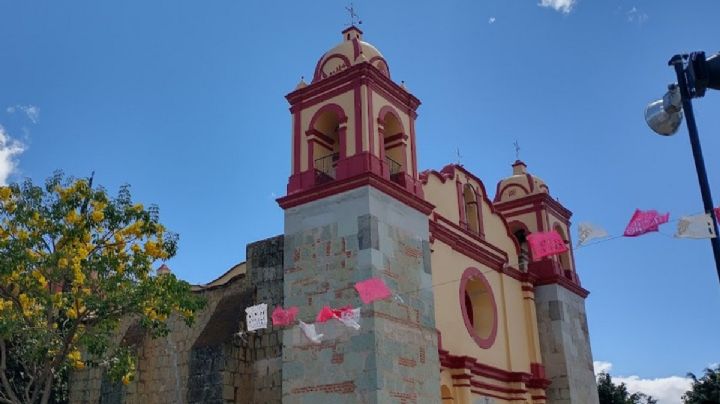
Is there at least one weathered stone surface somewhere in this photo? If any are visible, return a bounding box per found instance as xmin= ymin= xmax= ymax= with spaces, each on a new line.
xmin=282 ymin=186 xmax=440 ymax=403
xmin=69 ymin=236 xmax=285 ymax=404
xmin=535 ymin=284 xmax=599 ymax=404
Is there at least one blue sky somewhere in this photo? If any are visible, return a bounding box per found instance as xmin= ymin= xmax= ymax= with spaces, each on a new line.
xmin=1 ymin=1 xmax=718 ymax=401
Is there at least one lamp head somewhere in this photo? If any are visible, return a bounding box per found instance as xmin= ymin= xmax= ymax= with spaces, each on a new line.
xmin=645 ymin=84 xmax=684 ymax=136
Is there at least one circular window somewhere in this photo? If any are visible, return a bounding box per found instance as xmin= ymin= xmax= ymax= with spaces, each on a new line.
xmin=459 ymin=267 xmax=498 ymax=349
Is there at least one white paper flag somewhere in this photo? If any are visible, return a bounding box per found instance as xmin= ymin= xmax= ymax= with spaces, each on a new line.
xmin=338 ymin=308 xmax=361 ymax=330
xmin=245 ymin=303 xmax=268 ymax=332
xmin=675 ymin=213 xmax=716 ymax=239
xmin=299 ymin=321 xmax=323 ymax=344
xmin=577 ymin=222 xmax=609 ymax=246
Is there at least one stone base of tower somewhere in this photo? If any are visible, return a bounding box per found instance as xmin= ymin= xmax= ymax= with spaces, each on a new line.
xmin=281 ymin=185 xmax=440 ymax=403
xmin=534 ymin=284 xmax=599 ymax=404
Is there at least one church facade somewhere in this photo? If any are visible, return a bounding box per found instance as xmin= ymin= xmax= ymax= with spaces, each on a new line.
xmin=70 ymin=27 xmax=598 ymax=404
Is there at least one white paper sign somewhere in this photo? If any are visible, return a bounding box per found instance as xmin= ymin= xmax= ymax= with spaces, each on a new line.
xmin=338 ymin=308 xmax=361 ymax=330
xmin=299 ymin=321 xmax=323 ymax=344
xmin=245 ymin=303 xmax=268 ymax=331
xmin=676 ymin=214 xmax=717 ymax=239
xmin=577 ymin=222 xmax=609 ymax=246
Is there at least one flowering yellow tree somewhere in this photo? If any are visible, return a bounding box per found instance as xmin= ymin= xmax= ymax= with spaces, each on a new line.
xmin=0 ymin=174 xmax=204 ymax=404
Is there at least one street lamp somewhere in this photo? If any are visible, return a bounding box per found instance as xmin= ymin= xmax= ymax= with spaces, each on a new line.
xmin=645 ymin=51 xmax=720 ymax=284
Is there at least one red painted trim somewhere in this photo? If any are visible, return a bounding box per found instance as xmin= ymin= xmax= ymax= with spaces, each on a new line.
xmin=305 ymin=128 xmax=335 ymax=147
xmin=368 ymin=55 xmax=390 ymax=77
xmin=290 ymin=63 xmax=419 ymax=112
xmin=314 ymin=53 xmax=352 ymax=82
xmin=278 ymin=171 xmax=434 ymax=215
xmin=459 ymin=267 xmax=498 ymax=349
xmin=536 ymin=209 xmax=545 ymax=232
xmin=342 ymin=25 xmax=363 ymax=35
xmin=475 ymin=188 xmax=485 ymax=238
xmin=307 ymin=103 xmax=348 ymax=129
xmin=367 ymin=86 xmax=374 ymax=156
xmin=421 ymin=164 xmax=521 ymax=255
xmin=293 ymin=112 xmax=301 ymax=174
xmin=495 ymin=193 xmax=573 ymax=219
xmin=383 ymin=133 xmax=408 ymax=144
xmin=496 ymin=183 xmax=531 ymax=200
xmin=525 ymin=174 xmax=535 ymax=193
xmin=456 ymin=180 xmax=466 ymax=226
xmin=409 ymin=111 xmax=417 ymax=176
xmin=354 ymin=86 xmax=362 ymax=154
xmin=351 ymin=38 xmax=361 ymax=60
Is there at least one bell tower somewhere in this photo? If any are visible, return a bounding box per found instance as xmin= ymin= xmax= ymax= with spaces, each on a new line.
xmin=285 ymin=26 xmax=424 ymax=198
xmin=495 ymin=161 xmax=599 ymax=404
xmin=277 ymin=27 xmax=440 ymax=403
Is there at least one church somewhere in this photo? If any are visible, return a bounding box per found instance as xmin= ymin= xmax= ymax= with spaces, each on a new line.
xmin=70 ymin=26 xmax=599 ymax=404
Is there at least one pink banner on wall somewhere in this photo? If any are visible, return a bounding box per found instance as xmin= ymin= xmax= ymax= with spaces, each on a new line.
xmin=527 ymin=231 xmax=569 ymax=261
xmin=271 ymin=306 xmax=299 ymax=327
xmin=354 ymin=277 xmax=392 ymax=304
xmin=623 ymin=209 xmax=670 ymax=237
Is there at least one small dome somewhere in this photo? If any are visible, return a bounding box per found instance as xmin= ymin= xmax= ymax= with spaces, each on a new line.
xmin=312 ymin=26 xmax=390 ymax=83
xmin=494 ymin=161 xmax=550 ymax=203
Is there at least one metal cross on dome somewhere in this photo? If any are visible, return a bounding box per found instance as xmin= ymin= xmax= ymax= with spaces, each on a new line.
xmin=513 ymin=140 xmax=521 ymax=160
xmin=345 ymin=2 xmax=362 ymax=26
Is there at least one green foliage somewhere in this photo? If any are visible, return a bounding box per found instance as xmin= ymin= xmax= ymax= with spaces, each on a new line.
xmin=597 ymin=372 xmax=657 ymax=404
xmin=683 ymin=365 xmax=720 ymax=403
xmin=0 ymin=173 xmax=205 ymax=404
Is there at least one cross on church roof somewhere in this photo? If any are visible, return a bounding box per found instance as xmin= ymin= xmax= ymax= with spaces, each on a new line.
xmin=345 ymin=2 xmax=362 ymax=27
xmin=513 ymin=140 xmax=521 ymax=161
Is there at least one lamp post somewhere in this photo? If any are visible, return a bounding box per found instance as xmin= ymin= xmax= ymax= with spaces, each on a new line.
xmin=645 ymin=52 xmax=720 ymax=285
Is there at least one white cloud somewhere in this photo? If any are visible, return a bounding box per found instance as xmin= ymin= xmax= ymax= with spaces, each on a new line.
xmin=538 ymin=0 xmax=576 ymax=14
xmin=0 ymin=125 xmax=26 ymax=185
xmin=594 ymin=361 xmax=692 ymax=404
xmin=6 ymin=105 xmax=40 ymax=124
xmin=594 ymin=360 xmax=613 ymax=375
xmin=627 ymin=6 xmax=649 ymax=24
xmin=489 ymin=17 xmax=496 ymax=24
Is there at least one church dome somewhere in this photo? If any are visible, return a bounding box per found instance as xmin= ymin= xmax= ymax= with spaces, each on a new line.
xmin=312 ymin=26 xmax=390 ymax=83
xmin=494 ymin=160 xmax=550 ymax=203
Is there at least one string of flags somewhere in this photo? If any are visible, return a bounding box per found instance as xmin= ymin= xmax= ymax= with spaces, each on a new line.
xmin=239 ymin=208 xmax=720 ymax=344
xmin=241 ymin=276 xmax=394 ymax=345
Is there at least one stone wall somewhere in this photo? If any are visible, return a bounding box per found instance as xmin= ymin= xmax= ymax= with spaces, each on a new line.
xmin=69 ymin=236 xmax=285 ymax=404
xmin=534 ymin=284 xmax=599 ymax=404
xmin=282 ymin=186 xmax=440 ymax=403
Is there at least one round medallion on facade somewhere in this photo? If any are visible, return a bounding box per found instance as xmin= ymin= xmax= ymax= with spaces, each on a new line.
xmin=459 ymin=267 xmax=498 ymax=349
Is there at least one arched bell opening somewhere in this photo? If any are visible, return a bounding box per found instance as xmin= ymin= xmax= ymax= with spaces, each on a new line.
xmin=510 ymin=222 xmax=531 ymax=272
xmin=306 ymin=105 xmax=347 ymax=183
xmin=378 ymin=107 xmax=408 ymax=184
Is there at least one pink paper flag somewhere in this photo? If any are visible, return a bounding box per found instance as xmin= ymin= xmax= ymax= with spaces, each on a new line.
xmin=714 ymin=207 xmax=720 ymax=222
xmin=316 ymin=306 xmax=335 ymax=323
xmin=316 ymin=305 xmax=353 ymax=323
xmin=623 ymin=209 xmax=670 ymax=237
xmin=526 ymin=231 xmax=568 ymax=261
xmin=271 ymin=306 xmax=299 ymax=327
xmin=354 ymin=277 xmax=392 ymax=304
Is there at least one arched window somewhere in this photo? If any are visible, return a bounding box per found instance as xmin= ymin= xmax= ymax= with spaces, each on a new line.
xmin=463 ymin=184 xmax=480 ymax=234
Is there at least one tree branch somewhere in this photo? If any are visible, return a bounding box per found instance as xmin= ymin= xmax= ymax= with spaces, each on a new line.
xmin=0 ymin=340 xmax=21 ymax=404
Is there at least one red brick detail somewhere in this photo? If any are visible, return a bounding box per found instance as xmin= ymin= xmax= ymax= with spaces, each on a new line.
xmin=331 ymin=353 xmax=344 ymax=364
xmin=398 ymin=357 xmax=417 ymax=367
xmin=402 ymin=245 xmax=423 ymax=258
xmin=389 ymin=391 xmax=417 ymax=403
xmin=291 ymin=381 xmax=356 ymax=395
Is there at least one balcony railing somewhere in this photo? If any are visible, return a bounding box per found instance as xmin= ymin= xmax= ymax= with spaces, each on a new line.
xmin=314 ymin=152 xmax=339 ymax=182
xmin=385 ymin=156 xmax=402 ymax=176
